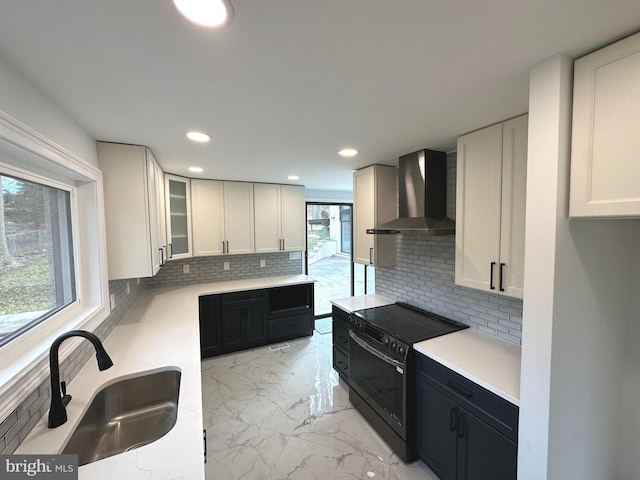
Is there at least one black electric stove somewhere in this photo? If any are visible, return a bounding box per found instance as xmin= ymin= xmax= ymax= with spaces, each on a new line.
xmin=348 ymin=302 xmax=468 ymax=462
xmin=354 ymin=302 xmax=468 ymax=344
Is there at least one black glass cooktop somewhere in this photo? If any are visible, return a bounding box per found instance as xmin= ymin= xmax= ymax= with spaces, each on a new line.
xmin=353 ymin=302 xmax=468 ymax=344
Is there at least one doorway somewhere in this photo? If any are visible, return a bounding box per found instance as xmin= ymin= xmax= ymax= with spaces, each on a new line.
xmin=306 ymin=203 xmax=353 ymax=317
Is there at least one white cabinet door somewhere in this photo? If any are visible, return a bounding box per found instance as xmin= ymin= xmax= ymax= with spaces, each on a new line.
xmin=165 ymin=174 xmax=192 ymax=260
xmin=98 ymin=142 xmax=166 ymax=280
xmin=499 ymin=115 xmax=528 ymax=298
xmin=254 ymin=183 xmax=305 ymax=253
xmin=455 ymin=115 xmax=528 ymax=299
xmin=455 ymin=124 xmax=503 ymax=293
xmin=280 ymin=185 xmax=305 ymax=251
xmin=254 ymin=183 xmax=282 ymax=253
xmin=353 ymin=165 xmax=397 ymax=267
xmin=224 ymin=182 xmax=255 ymax=254
xmin=191 ymin=179 xmax=225 ymax=256
xmin=353 ymin=167 xmax=375 ymax=265
xmin=570 ymin=31 xmax=640 ymax=218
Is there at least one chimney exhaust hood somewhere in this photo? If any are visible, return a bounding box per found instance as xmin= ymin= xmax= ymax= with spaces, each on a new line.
xmin=366 ymin=149 xmax=455 ymax=236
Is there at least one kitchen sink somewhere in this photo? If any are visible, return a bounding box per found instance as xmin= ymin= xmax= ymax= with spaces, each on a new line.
xmin=62 ymin=368 xmax=181 ymax=465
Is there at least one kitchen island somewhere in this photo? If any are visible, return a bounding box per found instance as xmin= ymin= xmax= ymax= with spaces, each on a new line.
xmin=17 ymin=274 xmax=314 ymax=479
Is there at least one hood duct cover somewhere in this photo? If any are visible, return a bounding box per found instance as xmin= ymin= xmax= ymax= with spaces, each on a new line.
xmin=367 ymin=149 xmax=455 ymax=236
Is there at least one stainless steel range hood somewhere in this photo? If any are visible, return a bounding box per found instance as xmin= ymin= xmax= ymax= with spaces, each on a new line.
xmin=367 ymin=149 xmax=455 ymax=236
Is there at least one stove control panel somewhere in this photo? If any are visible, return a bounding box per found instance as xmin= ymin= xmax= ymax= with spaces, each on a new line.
xmin=349 ymin=315 xmax=408 ymax=360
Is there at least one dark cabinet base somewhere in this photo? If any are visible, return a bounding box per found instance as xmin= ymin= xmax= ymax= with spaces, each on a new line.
xmin=415 ymin=354 xmax=518 ymax=480
xmin=199 ymin=283 xmax=314 ymax=359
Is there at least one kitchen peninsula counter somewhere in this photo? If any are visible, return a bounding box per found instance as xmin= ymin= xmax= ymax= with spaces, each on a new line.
xmin=17 ymin=274 xmax=314 ymax=479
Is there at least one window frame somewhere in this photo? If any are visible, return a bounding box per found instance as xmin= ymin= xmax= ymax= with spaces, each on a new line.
xmin=0 ymin=111 xmax=110 ymax=422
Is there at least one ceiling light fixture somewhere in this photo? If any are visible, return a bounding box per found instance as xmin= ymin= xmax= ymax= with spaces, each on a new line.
xmin=185 ymin=131 xmax=211 ymax=143
xmin=189 ymin=166 xmax=204 ymax=173
xmin=287 ymin=175 xmax=300 ymax=180
xmin=173 ymin=0 xmax=234 ymax=28
xmin=338 ymin=148 xmax=358 ymax=157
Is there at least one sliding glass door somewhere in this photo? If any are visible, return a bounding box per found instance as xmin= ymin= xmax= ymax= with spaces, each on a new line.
xmin=306 ymin=203 xmax=353 ymax=317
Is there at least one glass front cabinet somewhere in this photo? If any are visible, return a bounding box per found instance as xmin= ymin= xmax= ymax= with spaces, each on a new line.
xmin=164 ymin=174 xmax=192 ymax=260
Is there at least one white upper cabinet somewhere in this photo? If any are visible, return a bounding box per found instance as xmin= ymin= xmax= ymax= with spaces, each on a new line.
xmin=254 ymin=183 xmax=305 ymax=253
xmin=353 ymin=165 xmax=397 ymax=267
xmin=164 ymin=174 xmax=192 ymax=260
xmin=570 ymin=32 xmax=640 ymax=218
xmin=455 ymin=115 xmax=528 ymax=299
xmin=98 ymin=142 xmax=167 ymax=280
xmin=191 ymin=179 xmax=254 ymax=256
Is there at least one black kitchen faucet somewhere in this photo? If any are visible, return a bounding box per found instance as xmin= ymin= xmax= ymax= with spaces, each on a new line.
xmin=47 ymin=330 xmax=113 ymax=428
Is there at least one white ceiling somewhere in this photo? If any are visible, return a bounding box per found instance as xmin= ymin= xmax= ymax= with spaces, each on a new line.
xmin=0 ymin=1 xmax=639 ymax=192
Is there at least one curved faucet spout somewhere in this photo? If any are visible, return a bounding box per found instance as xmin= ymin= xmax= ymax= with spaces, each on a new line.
xmin=48 ymin=330 xmax=113 ymax=428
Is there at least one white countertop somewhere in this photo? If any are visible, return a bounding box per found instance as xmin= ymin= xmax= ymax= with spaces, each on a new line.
xmin=17 ymin=274 xmax=314 ymax=479
xmin=414 ymin=329 xmax=521 ymax=406
xmin=330 ymin=293 xmax=395 ymax=313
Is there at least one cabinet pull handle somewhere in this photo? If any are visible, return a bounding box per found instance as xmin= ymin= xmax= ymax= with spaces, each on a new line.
xmin=203 ymin=429 xmax=207 ymax=464
xmin=447 ymin=381 xmax=473 ymax=399
xmin=282 ymin=238 xmax=285 ymax=251
xmin=169 ymin=243 xmax=173 ymax=259
xmin=457 ymin=413 xmax=466 ymax=438
xmin=450 ymin=407 xmax=459 ymax=432
xmin=337 ymin=361 xmax=348 ymax=369
xmin=499 ymin=262 xmax=505 ymax=292
xmin=226 ymin=241 xmax=229 ymax=253
xmin=159 ymin=248 xmax=164 ymax=266
xmin=489 ymin=262 xmax=496 ymax=289
xmin=369 ymin=247 xmax=374 ymax=265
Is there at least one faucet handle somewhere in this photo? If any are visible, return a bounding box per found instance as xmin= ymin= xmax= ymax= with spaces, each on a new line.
xmin=60 ymin=381 xmax=72 ymax=407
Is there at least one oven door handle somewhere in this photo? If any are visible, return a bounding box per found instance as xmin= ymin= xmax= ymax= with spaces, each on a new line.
xmin=349 ymin=331 xmax=405 ymax=372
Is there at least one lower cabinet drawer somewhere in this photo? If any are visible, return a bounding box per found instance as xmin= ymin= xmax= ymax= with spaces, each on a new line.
xmin=268 ymin=315 xmax=313 ymax=339
xmin=333 ymin=321 xmax=349 ymax=354
xmin=333 ymin=347 xmax=349 ymax=379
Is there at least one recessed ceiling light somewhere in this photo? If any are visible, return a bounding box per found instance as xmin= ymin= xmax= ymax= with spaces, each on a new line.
xmin=287 ymin=175 xmax=300 ymax=180
xmin=185 ymin=131 xmax=211 ymax=142
xmin=173 ymin=0 xmax=233 ymax=28
xmin=338 ymin=148 xmax=358 ymax=157
xmin=188 ymin=166 xmax=204 ymax=173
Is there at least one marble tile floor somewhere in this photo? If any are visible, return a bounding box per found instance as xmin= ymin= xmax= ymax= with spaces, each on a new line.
xmin=201 ymin=331 xmax=440 ymax=480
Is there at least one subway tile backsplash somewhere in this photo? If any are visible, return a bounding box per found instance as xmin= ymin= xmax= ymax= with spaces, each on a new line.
xmin=375 ymin=235 xmax=523 ymax=345
xmin=0 ymin=277 xmax=146 ymax=454
xmin=147 ymin=252 xmax=303 ymax=288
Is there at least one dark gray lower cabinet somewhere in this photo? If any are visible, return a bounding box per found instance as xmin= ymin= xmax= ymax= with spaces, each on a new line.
xmin=415 ymin=354 xmax=518 ymax=480
xmin=221 ymin=291 xmax=267 ymax=348
xmin=331 ymin=305 xmax=350 ymax=381
xmin=199 ymin=283 xmax=314 ymax=358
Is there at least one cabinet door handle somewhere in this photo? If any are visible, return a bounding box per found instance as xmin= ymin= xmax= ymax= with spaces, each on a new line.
xmin=163 ymin=245 xmax=168 ymax=263
xmin=282 ymin=238 xmax=285 ymax=251
xmin=159 ymin=248 xmax=164 ymax=266
xmin=457 ymin=413 xmax=466 ymax=438
xmin=226 ymin=241 xmax=230 ymax=253
xmin=203 ymin=429 xmax=207 ymax=464
xmin=169 ymin=243 xmax=173 ymax=259
xmin=450 ymin=407 xmax=459 ymax=432
xmin=499 ymin=262 xmax=505 ymax=292
xmin=222 ymin=241 xmax=226 ymax=254
xmin=490 ymin=262 xmax=496 ymax=289
xmin=369 ymin=247 xmax=374 ymax=265
xmin=447 ymin=381 xmax=473 ymax=399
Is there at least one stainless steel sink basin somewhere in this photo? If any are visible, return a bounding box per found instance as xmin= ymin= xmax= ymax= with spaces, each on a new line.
xmin=62 ymin=369 xmax=181 ymax=465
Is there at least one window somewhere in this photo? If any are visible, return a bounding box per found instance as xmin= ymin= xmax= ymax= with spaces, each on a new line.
xmin=0 ymin=109 xmax=109 ymax=420
xmin=0 ymin=173 xmax=76 ymax=347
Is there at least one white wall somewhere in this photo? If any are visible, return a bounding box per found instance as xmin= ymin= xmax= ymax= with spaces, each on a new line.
xmin=617 ymin=223 xmax=640 ymax=479
xmin=0 ymin=56 xmax=97 ymax=166
xmin=305 ymin=188 xmax=352 ymax=204
xmin=520 ymin=54 xmax=637 ymax=479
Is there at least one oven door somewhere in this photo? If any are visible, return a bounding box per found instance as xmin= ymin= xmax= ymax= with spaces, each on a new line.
xmin=349 ymin=330 xmax=406 ymax=439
